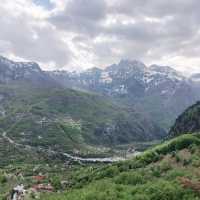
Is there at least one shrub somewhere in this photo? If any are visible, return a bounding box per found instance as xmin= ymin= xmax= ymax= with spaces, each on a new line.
xmin=189 ymin=144 xmax=199 ymax=154
xmin=100 ymin=166 xmax=119 ymax=178
xmin=144 ymin=180 xmax=193 ymax=200
xmin=159 ymin=161 xmax=172 ymax=172
xmin=150 ymin=166 xmax=161 ymax=177
xmin=192 ymin=155 xmax=200 ymax=167
xmin=154 ymin=134 xmax=200 ymax=155
xmin=133 ymin=194 xmax=149 ymax=200
xmin=171 ymin=151 xmax=176 ymax=158
xmin=165 ymin=169 xmax=186 ymax=180
xmin=114 ymin=172 xmax=145 ymax=185
xmin=50 ymin=176 xmax=62 ymax=191
xmin=175 ymin=154 xmax=181 ymax=163
xmin=0 ymin=175 xmax=7 ymax=184
xmin=183 ymin=159 xmax=192 ymax=166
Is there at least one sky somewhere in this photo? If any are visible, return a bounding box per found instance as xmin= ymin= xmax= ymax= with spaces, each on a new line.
xmin=0 ymin=0 xmax=200 ymax=74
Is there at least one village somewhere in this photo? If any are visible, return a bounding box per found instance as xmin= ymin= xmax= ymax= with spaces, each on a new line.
xmin=9 ymin=174 xmax=57 ymax=200
xmin=0 ymin=163 xmax=72 ymax=200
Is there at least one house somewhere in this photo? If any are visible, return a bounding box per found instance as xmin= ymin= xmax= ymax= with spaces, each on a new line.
xmin=11 ymin=184 xmax=26 ymax=200
xmin=33 ymin=175 xmax=46 ymax=182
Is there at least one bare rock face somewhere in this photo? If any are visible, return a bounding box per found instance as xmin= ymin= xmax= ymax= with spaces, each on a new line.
xmin=0 ymin=56 xmax=57 ymax=87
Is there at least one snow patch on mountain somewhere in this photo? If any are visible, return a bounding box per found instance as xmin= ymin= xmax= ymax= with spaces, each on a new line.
xmin=100 ymin=72 xmax=112 ymax=84
xmin=47 ymin=59 xmax=200 ymax=103
xmin=113 ymin=85 xmax=128 ymax=95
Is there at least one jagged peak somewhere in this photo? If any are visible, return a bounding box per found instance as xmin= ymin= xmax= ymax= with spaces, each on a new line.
xmin=84 ymin=67 xmax=102 ymax=74
xmin=106 ymin=59 xmax=146 ymax=74
xmin=148 ymin=64 xmax=185 ymax=81
xmin=0 ymin=55 xmax=42 ymax=72
xmin=149 ymin=64 xmax=178 ymax=73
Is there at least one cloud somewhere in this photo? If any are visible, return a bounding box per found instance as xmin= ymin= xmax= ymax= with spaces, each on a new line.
xmin=49 ymin=0 xmax=107 ymax=37
xmin=33 ymin=0 xmax=55 ymax=10
xmin=0 ymin=0 xmax=71 ymax=70
xmin=0 ymin=0 xmax=200 ymax=73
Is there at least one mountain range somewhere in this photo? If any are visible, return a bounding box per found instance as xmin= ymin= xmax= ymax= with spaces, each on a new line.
xmin=48 ymin=59 xmax=200 ymax=130
xmin=0 ymin=55 xmax=200 ymax=156
xmin=0 ymin=56 xmax=166 ymax=157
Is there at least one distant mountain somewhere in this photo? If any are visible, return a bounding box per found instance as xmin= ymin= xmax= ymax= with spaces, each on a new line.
xmin=0 ymin=56 xmax=165 ymax=156
xmin=48 ymin=60 xmax=186 ymax=96
xmin=48 ymin=59 xmax=200 ymax=130
xmin=0 ymin=56 xmax=58 ymax=87
xmin=169 ymin=101 xmax=200 ymax=137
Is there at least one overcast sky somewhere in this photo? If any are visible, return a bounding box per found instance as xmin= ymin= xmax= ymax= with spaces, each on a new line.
xmin=0 ymin=0 xmax=200 ymax=74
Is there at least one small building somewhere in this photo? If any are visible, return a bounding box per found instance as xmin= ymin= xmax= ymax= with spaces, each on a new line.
xmin=33 ymin=175 xmax=46 ymax=182
xmin=11 ymin=184 xmax=26 ymax=200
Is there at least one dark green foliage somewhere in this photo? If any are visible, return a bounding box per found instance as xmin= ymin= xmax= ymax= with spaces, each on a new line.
xmin=50 ymin=176 xmax=62 ymax=191
xmin=169 ymin=101 xmax=200 ymax=137
xmin=0 ymin=175 xmax=7 ymax=184
xmin=100 ymin=166 xmax=120 ymax=178
xmin=140 ymin=180 xmax=193 ymax=200
xmin=175 ymin=154 xmax=181 ymax=162
xmin=150 ymin=165 xmax=162 ymax=177
xmin=183 ymin=158 xmax=192 ymax=166
xmin=114 ymin=171 xmax=145 ymax=185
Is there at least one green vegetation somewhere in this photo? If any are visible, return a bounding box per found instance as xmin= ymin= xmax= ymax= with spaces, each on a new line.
xmin=170 ymin=101 xmax=200 ymax=137
xmin=0 ymin=82 xmax=165 ymax=157
xmin=35 ymin=133 xmax=200 ymax=200
xmin=0 ymin=80 xmax=199 ymax=200
xmin=1 ymin=133 xmax=200 ymax=200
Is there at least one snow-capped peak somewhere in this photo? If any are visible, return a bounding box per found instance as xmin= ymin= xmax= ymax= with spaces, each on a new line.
xmin=148 ymin=64 xmax=184 ymax=81
xmin=149 ymin=64 xmax=176 ymax=73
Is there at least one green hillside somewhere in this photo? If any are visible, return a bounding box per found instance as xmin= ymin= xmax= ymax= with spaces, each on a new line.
xmin=169 ymin=101 xmax=200 ymax=137
xmin=0 ymin=82 xmax=165 ymax=156
xmin=38 ymin=134 xmax=200 ymax=200
xmin=1 ymin=133 xmax=200 ymax=200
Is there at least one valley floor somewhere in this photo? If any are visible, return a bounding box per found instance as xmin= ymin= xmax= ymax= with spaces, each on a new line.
xmin=1 ymin=131 xmax=141 ymax=164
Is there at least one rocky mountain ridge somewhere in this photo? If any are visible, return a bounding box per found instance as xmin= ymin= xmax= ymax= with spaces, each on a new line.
xmin=48 ymin=59 xmax=200 ymax=130
xmin=1 ymin=55 xmax=200 ymax=131
xmin=0 ymin=56 xmax=57 ymax=87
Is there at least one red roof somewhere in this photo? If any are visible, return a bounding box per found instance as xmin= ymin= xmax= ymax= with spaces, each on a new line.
xmin=33 ymin=175 xmax=46 ymax=181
